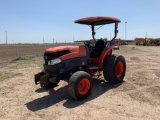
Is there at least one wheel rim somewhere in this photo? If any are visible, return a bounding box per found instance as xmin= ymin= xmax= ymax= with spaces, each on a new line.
xmin=116 ymin=62 xmax=124 ymax=77
xmin=78 ymin=78 xmax=90 ymax=95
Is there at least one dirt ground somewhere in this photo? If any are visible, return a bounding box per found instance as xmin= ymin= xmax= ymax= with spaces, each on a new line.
xmin=0 ymin=45 xmax=160 ymax=120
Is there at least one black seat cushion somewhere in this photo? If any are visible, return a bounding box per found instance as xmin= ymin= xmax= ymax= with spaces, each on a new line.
xmin=90 ymin=39 xmax=105 ymax=58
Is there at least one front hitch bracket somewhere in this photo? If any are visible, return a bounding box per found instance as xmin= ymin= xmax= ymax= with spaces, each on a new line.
xmin=34 ymin=71 xmax=45 ymax=85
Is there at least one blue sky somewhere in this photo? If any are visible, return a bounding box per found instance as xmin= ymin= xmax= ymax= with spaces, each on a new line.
xmin=0 ymin=0 xmax=159 ymax=43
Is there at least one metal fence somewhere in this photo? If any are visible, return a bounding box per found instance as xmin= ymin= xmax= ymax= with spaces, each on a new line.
xmin=0 ymin=43 xmax=83 ymax=61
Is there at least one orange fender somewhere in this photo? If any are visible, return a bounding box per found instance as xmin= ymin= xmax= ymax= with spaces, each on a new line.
xmin=99 ymin=46 xmax=119 ymax=68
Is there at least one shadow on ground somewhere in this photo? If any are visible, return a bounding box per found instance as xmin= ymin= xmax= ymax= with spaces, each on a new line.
xmin=25 ymin=78 xmax=123 ymax=111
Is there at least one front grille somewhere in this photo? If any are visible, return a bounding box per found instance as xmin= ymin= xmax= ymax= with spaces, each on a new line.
xmin=44 ymin=50 xmax=70 ymax=65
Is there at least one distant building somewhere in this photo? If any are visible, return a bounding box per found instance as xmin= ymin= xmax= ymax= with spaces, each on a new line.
xmin=122 ymin=40 xmax=135 ymax=45
xmin=114 ymin=39 xmax=135 ymax=45
xmin=75 ymin=38 xmax=135 ymax=45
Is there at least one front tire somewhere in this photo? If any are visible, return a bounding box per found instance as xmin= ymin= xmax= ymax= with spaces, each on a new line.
xmin=68 ymin=71 xmax=93 ymax=100
xmin=103 ymin=55 xmax=126 ymax=83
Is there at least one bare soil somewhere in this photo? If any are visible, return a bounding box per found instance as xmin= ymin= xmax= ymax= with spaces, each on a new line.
xmin=0 ymin=45 xmax=160 ymax=120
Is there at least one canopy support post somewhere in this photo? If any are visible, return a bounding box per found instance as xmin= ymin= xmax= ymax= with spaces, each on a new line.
xmin=91 ymin=24 xmax=96 ymax=43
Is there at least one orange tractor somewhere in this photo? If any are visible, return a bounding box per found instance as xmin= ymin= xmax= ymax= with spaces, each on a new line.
xmin=35 ymin=16 xmax=126 ymax=100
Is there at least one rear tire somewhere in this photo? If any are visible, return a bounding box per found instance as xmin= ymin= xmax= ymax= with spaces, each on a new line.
xmin=68 ymin=71 xmax=93 ymax=100
xmin=103 ymin=55 xmax=126 ymax=83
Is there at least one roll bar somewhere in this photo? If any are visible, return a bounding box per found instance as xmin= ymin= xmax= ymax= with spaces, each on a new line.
xmin=91 ymin=22 xmax=119 ymax=46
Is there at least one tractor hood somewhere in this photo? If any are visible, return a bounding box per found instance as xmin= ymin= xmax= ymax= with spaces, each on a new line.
xmin=46 ymin=46 xmax=84 ymax=53
xmin=44 ymin=46 xmax=87 ymax=64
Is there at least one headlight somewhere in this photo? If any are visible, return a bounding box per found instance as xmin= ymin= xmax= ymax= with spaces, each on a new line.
xmin=48 ymin=58 xmax=61 ymax=65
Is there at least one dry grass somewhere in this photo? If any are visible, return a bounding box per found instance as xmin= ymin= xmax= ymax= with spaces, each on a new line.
xmin=0 ymin=71 xmax=15 ymax=82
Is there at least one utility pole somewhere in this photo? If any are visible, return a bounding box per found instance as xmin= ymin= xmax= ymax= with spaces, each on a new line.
xmin=73 ymin=35 xmax=74 ymax=43
xmin=125 ymin=21 xmax=127 ymax=40
xmin=53 ymin=38 xmax=54 ymax=44
xmin=145 ymin=32 xmax=147 ymax=38
xmin=43 ymin=37 xmax=45 ymax=44
xmin=5 ymin=31 xmax=7 ymax=45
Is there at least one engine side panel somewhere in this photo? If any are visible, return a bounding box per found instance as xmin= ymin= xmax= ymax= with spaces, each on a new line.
xmin=61 ymin=57 xmax=87 ymax=73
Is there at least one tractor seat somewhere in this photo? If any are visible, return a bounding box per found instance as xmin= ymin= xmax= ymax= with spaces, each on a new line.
xmin=90 ymin=39 xmax=105 ymax=58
